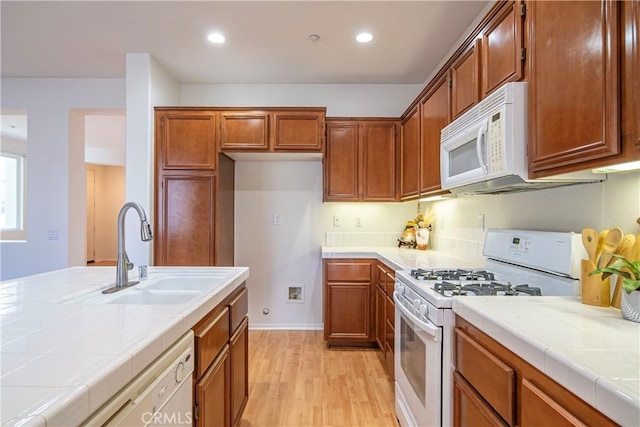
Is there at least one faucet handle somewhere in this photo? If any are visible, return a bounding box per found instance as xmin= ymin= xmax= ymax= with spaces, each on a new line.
xmin=124 ymin=252 xmax=134 ymax=271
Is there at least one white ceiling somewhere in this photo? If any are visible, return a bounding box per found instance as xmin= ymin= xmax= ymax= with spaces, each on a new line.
xmin=1 ymin=1 xmax=491 ymax=84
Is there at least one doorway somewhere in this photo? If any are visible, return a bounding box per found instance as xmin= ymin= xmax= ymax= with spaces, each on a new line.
xmin=83 ymin=112 xmax=126 ymax=266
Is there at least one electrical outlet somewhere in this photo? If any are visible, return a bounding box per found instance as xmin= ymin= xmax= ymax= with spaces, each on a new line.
xmin=48 ymin=229 xmax=60 ymax=240
xmin=355 ymin=217 xmax=362 ymax=227
xmin=273 ymin=213 xmax=282 ymax=225
xmin=333 ymin=215 xmax=341 ymax=227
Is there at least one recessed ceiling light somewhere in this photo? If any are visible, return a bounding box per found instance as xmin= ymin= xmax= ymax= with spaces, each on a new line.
xmin=207 ymin=33 xmax=226 ymax=44
xmin=356 ymin=32 xmax=373 ymax=43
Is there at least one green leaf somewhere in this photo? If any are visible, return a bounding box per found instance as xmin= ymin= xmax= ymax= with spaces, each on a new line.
xmin=589 ymin=266 xmax=632 ymax=280
xmin=622 ymin=279 xmax=640 ymax=293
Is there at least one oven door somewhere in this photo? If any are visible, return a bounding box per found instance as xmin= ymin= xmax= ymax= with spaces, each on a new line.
xmin=440 ymin=117 xmax=489 ymax=190
xmin=394 ymin=291 xmax=442 ymax=427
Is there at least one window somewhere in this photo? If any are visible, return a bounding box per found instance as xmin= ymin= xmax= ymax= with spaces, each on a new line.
xmin=0 ymin=151 xmax=26 ymax=240
xmin=1 ymin=113 xmax=27 ymax=241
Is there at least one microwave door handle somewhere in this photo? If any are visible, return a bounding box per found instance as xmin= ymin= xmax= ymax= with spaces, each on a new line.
xmin=476 ymin=125 xmax=488 ymax=173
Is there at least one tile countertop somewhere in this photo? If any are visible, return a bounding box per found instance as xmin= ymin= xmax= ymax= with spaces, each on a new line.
xmin=452 ymin=297 xmax=640 ymax=427
xmin=321 ymin=246 xmax=483 ymax=270
xmin=0 ymin=266 xmax=249 ymax=426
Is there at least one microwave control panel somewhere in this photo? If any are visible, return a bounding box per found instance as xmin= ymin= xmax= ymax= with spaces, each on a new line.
xmin=487 ymin=110 xmax=506 ymax=173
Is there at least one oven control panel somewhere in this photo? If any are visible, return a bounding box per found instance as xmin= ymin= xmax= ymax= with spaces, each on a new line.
xmin=508 ymin=236 xmax=531 ymax=254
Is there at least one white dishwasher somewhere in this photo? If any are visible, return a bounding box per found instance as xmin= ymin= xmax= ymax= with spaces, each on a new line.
xmin=81 ymin=331 xmax=194 ymax=427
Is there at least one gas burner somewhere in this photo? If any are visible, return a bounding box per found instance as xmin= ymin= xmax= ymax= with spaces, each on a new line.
xmin=410 ymin=268 xmax=493 ymax=281
xmin=511 ymin=284 xmax=542 ymax=296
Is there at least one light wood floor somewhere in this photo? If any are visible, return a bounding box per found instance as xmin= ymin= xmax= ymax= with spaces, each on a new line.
xmin=240 ymin=330 xmax=399 ymax=427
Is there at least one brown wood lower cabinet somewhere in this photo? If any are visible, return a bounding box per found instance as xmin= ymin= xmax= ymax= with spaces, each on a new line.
xmin=193 ymin=284 xmax=249 ymax=426
xmin=453 ymin=316 xmax=616 ymax=427
xmin=230 ymin=317 xmax=249 ymax=426
xmin=195 ymin=345 xmax=230 ymax=427
xmin=324 ymin=259 xmax=375 ymax=346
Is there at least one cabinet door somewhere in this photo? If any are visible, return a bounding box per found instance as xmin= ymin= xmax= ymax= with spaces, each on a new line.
xmin=453 ymin=371 xmax=509 ymax=427
xmin=326 ymin=283 xmax=371 ymax=340
xmin=420 ymin=75 xmax=450 ymax=194
xmin=272 ymin=111 xmax=324 ymax=151
xmin=325 ymin=122 xmax=359 ymax=201
xmin=481 ymin=0 xmax=524 ymax=97
xmin=521 ymin=378 xmax=587 ymax=427
xmin=155 ymin=172 xmax=215 ymax=266
xmin=230 ymin=318 xmax=249 ymax=426
xmin=528 ymin=0 xmax=620 ymax=174
xmin=362 ymin=121 xmax=398 ymax=201
xmin=157 ymin=112 xmax=217 ymax=170
xmin=623 ymin=0 xmax=640 ymax=152
xmin=195 ymin=346 xmax=230 ymax=427
xmin=451 ymin=39 xmax=481 ymax=119
xmin=400 ymin=106 xmax=421 ymax=200
xmin=220 ymin=112 xmax=269 ymax=150
xmin=375 ymin=285 xmax=386 ymax=351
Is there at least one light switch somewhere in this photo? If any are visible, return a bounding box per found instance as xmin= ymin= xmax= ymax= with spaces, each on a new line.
xmin=333 ymin=215 xmax=341 ymax=227
xmin=273 ymin=213 xmax=282 ymax=225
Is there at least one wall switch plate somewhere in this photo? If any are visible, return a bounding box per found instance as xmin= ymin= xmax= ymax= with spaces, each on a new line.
xmin=333 ymin=215 xmax=341 ymax=227
xmin=273 ymin=213 xmax=282 ymax=225
xmin=355 ymin=217 xmax=362 ymax=227
xmin=48 ymin=229 xmax=60 ymax=240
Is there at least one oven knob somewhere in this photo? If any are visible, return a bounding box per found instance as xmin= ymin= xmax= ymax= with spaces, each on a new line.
xmin=413 ymin=299 xmax=421 ymax=309
xmin=419 ymin=304 xmax=428 ymax=317
xmin=395 ymin=283 xmax=404 ymax=295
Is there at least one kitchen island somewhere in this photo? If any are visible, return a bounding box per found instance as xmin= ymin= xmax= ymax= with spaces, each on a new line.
xmin=0 ymin=266 xmax=249 ymax=426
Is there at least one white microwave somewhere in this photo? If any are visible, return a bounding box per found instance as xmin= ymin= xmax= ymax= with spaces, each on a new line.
xmin=440 ymin=82 xmax=527 ymax=192
xmin=440 ymin=82 xmax=600 ymax=194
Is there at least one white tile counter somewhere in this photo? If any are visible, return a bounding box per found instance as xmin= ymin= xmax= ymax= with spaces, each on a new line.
xmin=452 ymin=297 xmax=640 ymax=427
xmin=321 ymin=246 xmax=483 ymax=270
xmin=0 ymin=266 xmax=249 ymax=426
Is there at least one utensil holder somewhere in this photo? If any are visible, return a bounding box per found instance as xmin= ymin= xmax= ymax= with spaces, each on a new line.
xmin=581 ymin=259 xmax=611 ymax=307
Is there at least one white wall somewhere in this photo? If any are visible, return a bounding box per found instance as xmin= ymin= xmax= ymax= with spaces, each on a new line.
xmin=0 ymin=78 xmax=125 ymax=280
xmin=235 ymin=161 xmax=415 ymax=329
xmin=426 ymin=173 xmax=640 ymax=264
xmin=181 ymin=84 xmax=422 ymax=117
xmin=125 ymin=54 xmax=180 ymax=267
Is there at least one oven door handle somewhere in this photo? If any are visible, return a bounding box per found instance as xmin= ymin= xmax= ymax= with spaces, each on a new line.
xmin=393 ymin=292 xmax=442 ymax=342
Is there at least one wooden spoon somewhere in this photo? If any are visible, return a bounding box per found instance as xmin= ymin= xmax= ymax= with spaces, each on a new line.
xmin=598 ymin=227 xmax=623 ymax=268
xmin=581 ymin=228 xmax=598 ymax=263
xmin=594 ymin=229 xmax=609 ymax=266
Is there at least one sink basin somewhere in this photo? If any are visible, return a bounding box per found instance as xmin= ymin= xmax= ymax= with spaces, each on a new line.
xmin=56 ymin=272 xmax=233 ymax=305
xmin=106 ymin=289 xmax=203 ymax=305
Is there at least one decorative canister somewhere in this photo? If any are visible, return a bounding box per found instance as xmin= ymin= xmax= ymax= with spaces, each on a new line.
xmin=416 ymin=228 xmax=430 ymax=250
xmin=621 ymin=290 xmax=640 ymax=323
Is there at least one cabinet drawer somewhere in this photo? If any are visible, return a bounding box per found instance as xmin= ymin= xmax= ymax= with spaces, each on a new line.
xmin=194 ymin=306 xmax=230 ymax=378
xmin=228 ymin=286 xmax=248 ymax=334
xmin=326 ymin=262 xmax=371 ymax=282
xmin=455 ymin=327 xmax=515 ymax=425
xmin=521 ymin=378 xmax=587 ymax=427
xmin=453 ymin=371 xmax=509 ymax=427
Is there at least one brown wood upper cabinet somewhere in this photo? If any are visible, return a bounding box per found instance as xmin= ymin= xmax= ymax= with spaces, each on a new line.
xmin=157 ymin=111 xmax=217 ymax=170
xmin=400 ymin=107 xmax=421 ymax=200
xmin=481 ymin=0 xmax=525 ymax=98
xmin=420 ymin=74 xmax=450 ymax=195
xmin=451 ymin=39 xmax=481 ymax=119
xmin=324 ymin=118 xmax=398 ymax=202
xmin=527 ymin=0 xmax=622 ymax=176
xmin=219 ymin=108 xmax=325 ymax=152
